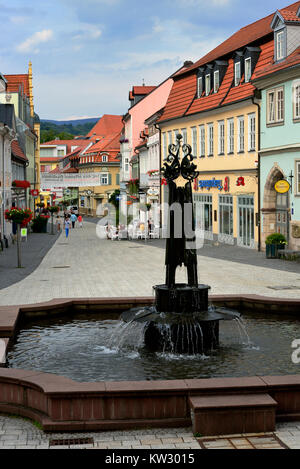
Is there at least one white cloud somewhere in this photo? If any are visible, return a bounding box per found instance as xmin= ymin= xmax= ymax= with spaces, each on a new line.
xmin=72 ymin=24 xmax=102 ymax=41
xmin=16 ymin=29 xmax=53 ymax=53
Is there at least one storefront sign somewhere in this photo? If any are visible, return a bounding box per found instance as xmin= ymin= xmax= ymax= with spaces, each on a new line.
xmin=275 ymin=179 xmax=290 ymax=194
xmin=21 ymin=228 xmax=27 ymax=238
xmin=236 ymin=177 xmax=245 ymax=187
xmin=41 ymin=173 xmax=103 ymax=189
xmin=30 ymin=189 xmax=39 ymax=197
xmin=224 ymin=177 xmax=230 ymax=192
xmin=199 ymin=178 xmax=223 ymax=191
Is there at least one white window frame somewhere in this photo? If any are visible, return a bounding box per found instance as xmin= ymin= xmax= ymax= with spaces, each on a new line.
xmin=167 ymin=130 xmax=172 ymax=148
xmin=163 ymin=133 xmax=167 ymax=160
xmin=197 ymin=77 xmax=203 ymax=98
xmin=191 ymin=127 xmax=197 ymax=156
xmin=181 ymin=128 xmax=187 ymax=144
xmin=237 ymin=116 xmax=245 ymax=153
xmin=205 ymin=74 xmax=211 ymax=96
xmin=296 ymin=161 xmax=300 ymax=194
xmin=245 ymin=57 xmax=252 ymax=83
xmin=276 ymin=30 xmax=285 ymax=61
xmin=102 ymin=154 xmax=108 ymax=163
xmin=214 ymin=70 xmax=220 ymax=93
xmin=227 ymin=118 xmax=234 ymax=154
xmin=208 ymin=123 xmax=214 ymax=156
xmin=235 ymin=62 xmax=241 ymax=86
xmin=248 ymin=113 xmax=256 ymax=151
xmin=199 ymin=125 xmax=205 ymax=157
xmin=294 ymin=84 xmax=300 ymax=120
xmin=218 ymin=121 xmax=225 ymax=155
xmin=267 ymin=87 xmax=284 ymax=124
xmin=101 ymin=173 xmax=109 ymax=185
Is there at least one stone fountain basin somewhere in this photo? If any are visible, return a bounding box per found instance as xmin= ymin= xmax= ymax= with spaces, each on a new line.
xmin=0 ymin=295 xmax=300 ymax=433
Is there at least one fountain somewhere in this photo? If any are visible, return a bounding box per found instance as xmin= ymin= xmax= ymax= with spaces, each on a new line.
xmin=122 ymin=134 xmax=240 ymax=354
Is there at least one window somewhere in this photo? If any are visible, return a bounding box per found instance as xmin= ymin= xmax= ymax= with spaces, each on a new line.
xmin=245 ymin=58 xmax=251 ymax=83
xmin=248 ymin=113 xmax=256 ymax=151
xmin=227 ymin=118 xmax=234 ymax=154
xmin=208 ymin=123 xmax=214 ymax=156
xmin=163 ymin=133 xmax=167 ymax=160
xmin=102 ymin=155 xmax=108 ymax=162
xmin=218 ymin=121 xmax=225 ymax=155
xmin=237 ymin=116 xmax=245 ymax=153
xmin=191 ymin=127 xmax=198 ymax=156
xmin=194 ymin=194 xmax=213 ymax=235
xmin=181 ymin=128 xmax=187 ymax=144
xmin=199 ymin=125 xmax=205 ymax=157
xmin=294 ymin=84 xmax=300 ymax=120
xmin=101 ymin=173 xmax=108 ymax=185
xmin=124 ymin=157 xmax=129 ymax=173
xmin=267 ymin=87 xmax=284 ymax=124
xmin=57 ymin=149 xmax=65 ymax=157
xmin=197 ymin=77 xmax=203 ymax=98
xmin=205 ymin=74 xmax=211 ymax=96
xmin=214 ymin=70 xmax=220 ymax=93
xmin=276 ymin=30 xmax=285 ymax=61
xmin=297 ymin=161 xmax=300 ymax=194
xmin=235 ymin=62 xmax=241 ymax=86
xmin=219 ymin=195 xmax=233 ymax=237
xmin=168 ymin=130 xmax=172 ymax=148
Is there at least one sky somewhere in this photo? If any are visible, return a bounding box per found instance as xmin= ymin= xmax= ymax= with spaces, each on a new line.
xmin=0 ymin=0 xmax=297 ymax=120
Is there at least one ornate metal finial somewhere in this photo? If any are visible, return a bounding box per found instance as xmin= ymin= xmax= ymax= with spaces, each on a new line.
xmin=161 ymin=133 xmax=199 ymax=183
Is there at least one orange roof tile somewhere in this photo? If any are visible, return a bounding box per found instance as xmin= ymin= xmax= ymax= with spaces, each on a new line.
xmin=279 ymin=7 xmax=300 ymax=22
xmin=159 ymin=74 xmax=197 ymax=121
xmin=176 ymin=1 xmax=300 ymax=77
xmin=132 ymin=86 xmax=156 ymax=95
xmin=253 ymin=44 xmax=300 ymax=80
xmin=4 ymin=74 xmax=30 ymax=97
xmin=86 ymin=114 xmax=123 ymax=138
xmin=11 ymin=140 xmax=27 ymax=161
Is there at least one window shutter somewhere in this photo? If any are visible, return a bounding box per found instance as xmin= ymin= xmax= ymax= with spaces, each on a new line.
xmin=108 ymin=173 xmax=112 ymax=185
xmin=116 ymin=173 xmax=120 ymax=185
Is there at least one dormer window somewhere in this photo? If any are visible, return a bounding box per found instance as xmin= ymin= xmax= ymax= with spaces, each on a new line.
xmin=205 ymin=74 xmax=211 ymax=96
xmin=102 ymin=155 xmax=108 ymax=162
xmin=214 ymin=70 xmax=220 ymax=93
xmin=235 ymin=62 xmax=241 ymax=86
xmin=276 ymin=30 xmax=286 ymax=61
xmin=197 ymin=76 xmax=203 ymax=98
xmin=245 ymin=58 xmax=252 ymax=83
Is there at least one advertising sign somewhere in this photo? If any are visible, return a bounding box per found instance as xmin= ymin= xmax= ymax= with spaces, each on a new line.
xmin=275 ymin=180 xmax=290 ymax=194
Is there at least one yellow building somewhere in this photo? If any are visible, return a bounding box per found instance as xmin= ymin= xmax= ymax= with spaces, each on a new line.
xmin=157 ymin=14 xmax=275 ymax=250
xmin=78 ymin=133 xmax=121 ymax=217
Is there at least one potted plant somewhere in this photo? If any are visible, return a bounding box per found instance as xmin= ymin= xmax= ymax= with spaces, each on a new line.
xmin=5 ymin=207 xmax=33 ymax=268
xmin=48 ymin=205 xmax=60 ymax=235
xmin=265 ymin=233 xmax=287 ymax=259
xmin=31 ymin=214 xmax=50 ymax=233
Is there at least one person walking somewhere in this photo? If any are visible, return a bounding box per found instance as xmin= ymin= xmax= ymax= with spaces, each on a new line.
xmin=77 ymin=214 xmax=83 ymax=228
xmin=65 ymin=216 xmax=71 ymax=238
xmin=56 ymin=215 xmax=62 ymax=232
xmin=70 ymin=212 xmax=77 ymax=229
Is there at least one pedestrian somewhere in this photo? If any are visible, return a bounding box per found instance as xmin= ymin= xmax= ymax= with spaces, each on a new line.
xmin=65 ymin=216 xmax=71 ymax=238
xmin=70 ymin=212 xmax=77 ymax=229
xmin=77 ymin=214 xmax=83 ymax=228
xmin=56 ymin=215 xmax=62 ymax=232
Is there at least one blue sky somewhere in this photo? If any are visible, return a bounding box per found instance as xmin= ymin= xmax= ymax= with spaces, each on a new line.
xmin=0 ymin=0 xmax=296 ymax=120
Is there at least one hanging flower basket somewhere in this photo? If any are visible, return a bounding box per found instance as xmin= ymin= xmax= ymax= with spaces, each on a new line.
xmin=128 ymin=178 xmax=139 ymax=195
xmin=48 ymin=205 xmax=59 ymax=214
xmin=5 ymin=207 xmax=33 ymax=225
xmin=12 ymin=180 xmax=31 ymax=189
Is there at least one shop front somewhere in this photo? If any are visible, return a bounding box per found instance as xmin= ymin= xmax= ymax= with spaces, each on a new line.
xmin=193 ymin=171 xmax=258 ymax=249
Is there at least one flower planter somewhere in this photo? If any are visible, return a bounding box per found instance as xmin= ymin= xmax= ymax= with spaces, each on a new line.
xmin=266 ymin=244 xmax=285 ymax=259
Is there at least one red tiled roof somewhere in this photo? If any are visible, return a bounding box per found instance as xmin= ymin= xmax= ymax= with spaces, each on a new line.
xmin=86 ymin=114 xmax=123 ymax=138
xmin=159 ymin=2 xmax=300 ymax=122
xmin=132 ymin=86 xmax=156 ymax=96
xmin=40 ymin=157 xmax=63 ymax=162
xmin=11 ymin=140 xmax=27 ymax=161
xmin=279 ymin=7 xmax=300 ymax=22
xmin=158 ymin=73 xmax=197 ymax=121
xmin=253 ymin=44 xmax=300 ymax=80
xmin=4 ymin=74 xmax=30 ymax=97
xmin=176 ymin=1 xmax=300 ymax=77
xmin=63 ymin=167 xmax=78 ymax=173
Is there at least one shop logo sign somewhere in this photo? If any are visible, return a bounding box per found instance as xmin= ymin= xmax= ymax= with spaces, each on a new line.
xmin=199 ymin=178 xmax=223 ymax=191
xmin=237 ymin=176 xmax=245 ymax=187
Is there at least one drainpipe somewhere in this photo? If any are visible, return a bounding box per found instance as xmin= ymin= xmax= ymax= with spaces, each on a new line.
xmin=252 ymin=92 xmax=261 ymax=252
xmin=1 ymin=128 xmax=5 ymax=245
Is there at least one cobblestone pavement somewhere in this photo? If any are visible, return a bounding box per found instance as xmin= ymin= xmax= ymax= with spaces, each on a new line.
xmin=0 ymin=415 xmax=299 ymax=449
xmin=1 ymin=221 xmax=300 ymax=305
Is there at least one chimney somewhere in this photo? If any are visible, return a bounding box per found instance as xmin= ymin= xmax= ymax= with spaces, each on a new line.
xmin=183 ymin=60 xmax=194 ymax=68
